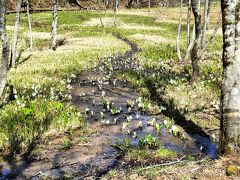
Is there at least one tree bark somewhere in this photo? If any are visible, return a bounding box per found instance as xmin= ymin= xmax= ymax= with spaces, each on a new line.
xmin=191 ymin=0 xmax=202 ymax=80
xmin=26 ymin=0 xmax=33 ymax=50
xmin=202 ymin=0 xmax=209 ymax=47
xmin=113 ymin=0 xmax=118 ymax=25
xmin=176 ymin=0 xmax=183 ymax=62
xmin=220 ymin=0 xmax=240 ymax=154
xmin=10 ymin=0 xmax=22 ymax=68
xmin=0 ymin=0 xmax=9 ymax=97
xmin=75 ymin=0 xmax=83 ymax=8
xmin=187 ymin=0 xmax=191 ymax=47
xmin=206 ymin=0 xmax=211 ymax=30
xmin=105 ymin=0 xmax=109 ymax=8
xmin=184 ymin=23 xmax=196 ymax=61
xmin=148 ymin=0 xmax=151 ymax=12
xmin=50 ymin=0 xmax=59 ymax=51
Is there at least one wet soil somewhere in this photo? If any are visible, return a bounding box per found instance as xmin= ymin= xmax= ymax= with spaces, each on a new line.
xmin=1 ymin=35 xmax=217 ymax=179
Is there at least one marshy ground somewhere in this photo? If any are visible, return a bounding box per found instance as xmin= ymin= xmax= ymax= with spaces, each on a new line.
xmin=0 ymin=4 xmax=239 ymax=180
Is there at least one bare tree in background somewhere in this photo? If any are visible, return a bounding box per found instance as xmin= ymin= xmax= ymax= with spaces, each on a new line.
xmin=201 ymin=0 xmax=209 ymax=46
xmin=0 ymin=0 xmax=9 ymax=97
xmin=148 ymin=0 xmax=151 ymax=12
xmin=176 ymin=0 xmax=220 ymax=80
xmin=190 ymin=0 xmax=202 ymax=80
xmin=10 ymin=0 xmax=22 ymax=68
xmin=50 ymin=0 xmax=59 ymax=51
xmin=103 ymin=0 xmax=109 ymax=9
xmin=113 ymin=0 xmax=118 ymax=25
xmin=176 ymin=0 xmax=183 ymax=62
xmin=26 ymin=0 xmax=33 ymax=49
xmin=187 ymin=0 xmax=191 ymax=46
xmin=206 ymin=0 xmax=211 ymax=29
xmin=220 ymin=0 xmax=240 ymax=154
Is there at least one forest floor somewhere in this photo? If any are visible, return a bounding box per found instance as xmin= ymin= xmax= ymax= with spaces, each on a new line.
xmin=0 ymin=4 xmax=239 ymax=180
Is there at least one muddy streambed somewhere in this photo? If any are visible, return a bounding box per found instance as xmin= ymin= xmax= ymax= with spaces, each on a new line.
xmin=0 ymin=36 xmax=217 ymax=179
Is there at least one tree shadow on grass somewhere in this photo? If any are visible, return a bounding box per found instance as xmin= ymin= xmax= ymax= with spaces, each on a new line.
xmin=123 ymin=65 xmax=218 ymax=159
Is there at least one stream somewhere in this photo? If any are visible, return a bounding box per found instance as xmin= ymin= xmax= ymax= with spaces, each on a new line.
xmin=1 ymin=35 xmax=217 ymax=179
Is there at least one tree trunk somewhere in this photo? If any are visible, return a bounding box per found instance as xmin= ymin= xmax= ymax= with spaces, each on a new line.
xmin=10 ymin=0 xmax=22 ymax=68
xmin=187 ymin=0 xmax=191 ymax=47
xmin=184 ymin=22 xmax=196 ymax=61
xmin=201 ymin=0 xmax=209 ymax=47
xmin=206 ymin=0 xmax=211 ymax=30
xmin=176 ymin=0 xmax=183 ymax=63
xmin=50 ymin=0 xmax=58 ymax=51
xmin=75 ymin=0 xmax=83 ymax=8
xmin=126 ymin=0 xmax=133 ymax=7
xmin=220 ymin=0 xmax=240 ymax=154
xmin=148 ymin=0 xmax=151 ymax=12
xmin=0 ymin=0 xmax=9 ymax=97
xmin=105 ymin=0 xmax=109 ymax=7
xmin=26 ymin=0 xmax=33 ymax=50
xmin=191 ymin=0 xmax=202 ymax=80
xmin=113 ymin=0 xmax=117 ymax=25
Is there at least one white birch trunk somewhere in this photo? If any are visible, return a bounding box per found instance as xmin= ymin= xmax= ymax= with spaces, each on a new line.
xmin=176 ymin=0 xmax=183 ymax=62
xmin=148 ymin=0 xmax=151 ymax=12
xmin=113 ymin=0 xmax=117 ymax=25
xmin=50 ymin=0 xmax=59 ymax=51
xmin=187 ymin=0 xmax=191 ymax=47
xmin=201 ymin=0 xmax=209 ymax=47
xmin=0 ymin=0 xmax=9 ymax=97
xmin=220 ymin=0 xmax=240 ymax=154
xmin=10 ymin=0 xmax=22 ymax=67
xmin=26 ymin=0 xmax=33 ymax=50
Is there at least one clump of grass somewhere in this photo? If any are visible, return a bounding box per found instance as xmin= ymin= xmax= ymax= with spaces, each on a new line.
xmin=139 ymin=43 xmax=177 ymax=62
xmin=0 ymin=98 xmax=84 ymax=155
xmin=105 ymin=169 xmax=119 ymax=179
xmin=79 ymin=135 xmax=92 ymax=143
xmin=156 ymin=146 xmax=177 ymax=158
xmin=125 ymin=148 xmax=153 ymax=164
xmin=63 ymin=138 xmax=73 ymax=150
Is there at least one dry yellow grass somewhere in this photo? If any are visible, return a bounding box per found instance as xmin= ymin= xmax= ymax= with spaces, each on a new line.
xmin=129 ymin=33 xmax=174 ymax=44
xmin=83 ymin=17 xmax=164 ymax=30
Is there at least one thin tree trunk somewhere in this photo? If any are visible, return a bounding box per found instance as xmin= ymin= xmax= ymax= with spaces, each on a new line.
xmin=0 ymin=0 xmax=9 ymax=97
xmin=187 ymin=0 xmax=191 ymax=47
xmin=176 ymin=0 xmax=183 ymax=63
xmin=50 ymin=0 xmax=59 ymax=51
xmin=127 ymin=0 xmax=133 ymax=7
xmin=184 ymin=23 xmax=196 ymax=61
xmin=113 ymin=0 xmax=117 ymax=25
xmin=26 ymin=0 xmax=33 ymax=50
xmin=206 ymin=0 xmax=210 ymax=30
xmin=105 ymin=0 xmax=109 ymax=7
xmin=191 ymin=0 xmax=202 ymax=80
xmin=200 ymin=13 xmax=221 ymax=58
xmin=104 ymin=0 xmax=108 ymax=9
xmin=10 ymin=0 xmax=22 ymax=68
xmin=148 ymin=0 xmax=151 ymax=12
xmin=75 ymin=0 xmax=83 ymax=8
xmin=97 ymin=0 xmax=104 ymax=27
xmin=220 ymin=0 xmax=240 ymax=154
xmin=201 ymin=0 xmax=209 ymax=47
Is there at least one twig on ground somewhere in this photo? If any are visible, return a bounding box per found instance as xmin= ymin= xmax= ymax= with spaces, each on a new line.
xmin=135 ymin=156 xmax=208 ymax=171
xmin=136 ymin=155 xmax=187 ymax=171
